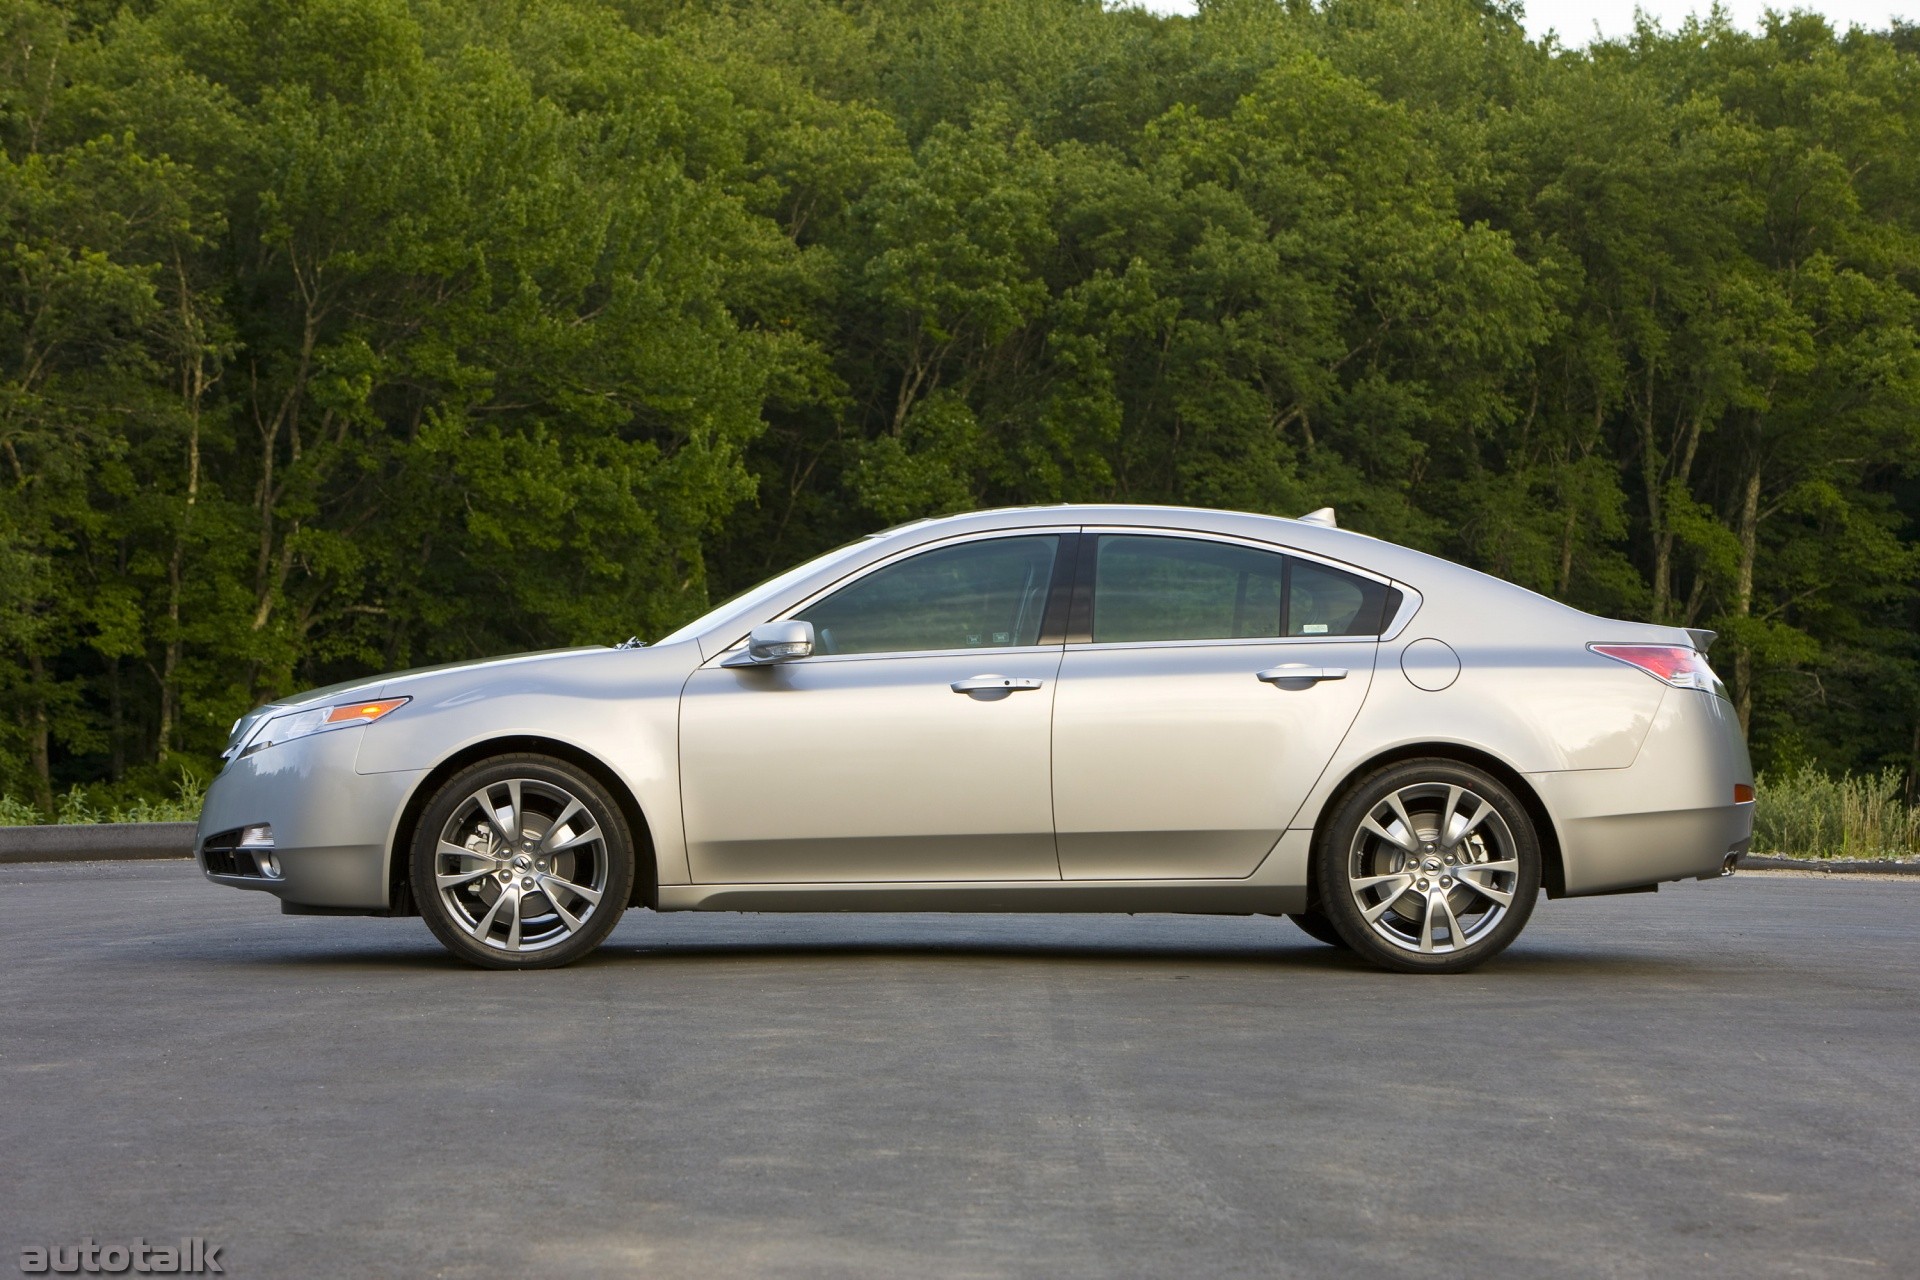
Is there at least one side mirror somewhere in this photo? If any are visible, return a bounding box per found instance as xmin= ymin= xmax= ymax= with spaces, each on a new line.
xmin=722 ymin=620 xmax=815 ymax=667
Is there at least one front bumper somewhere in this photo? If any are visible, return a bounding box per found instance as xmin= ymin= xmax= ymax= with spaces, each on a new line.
xmin=196 ymin=727 xmax=425 ymax=910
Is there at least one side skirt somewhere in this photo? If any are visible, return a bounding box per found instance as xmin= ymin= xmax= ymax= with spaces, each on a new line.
xmin=656 ymin=831 xmax=1313 ymax=916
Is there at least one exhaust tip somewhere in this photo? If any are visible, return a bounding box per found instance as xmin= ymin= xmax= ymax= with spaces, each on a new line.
xmin=1721 ymin=852 xmax=1740 ymax=877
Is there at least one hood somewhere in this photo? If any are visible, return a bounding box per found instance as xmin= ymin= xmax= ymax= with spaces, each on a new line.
xmin=223 ymin=647 xmax=614 ymax=758
xmin=268 ymin=647 xmax=612 ymax=710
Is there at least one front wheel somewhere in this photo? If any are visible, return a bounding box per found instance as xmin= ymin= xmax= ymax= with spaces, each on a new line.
xmin=1315 ymin=760 xmax=1541 ymax=974
xmin=411 ymin=754 xmax=635 ymax=970
xmin=1286 ymin=910 xmax=1350 ymax=949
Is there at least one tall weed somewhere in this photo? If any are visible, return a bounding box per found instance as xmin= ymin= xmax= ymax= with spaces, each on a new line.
xmin=0 ymin=770 xmax=207 ymax=826
xmin=1753 ymin=766 xmax=1920 ymax=860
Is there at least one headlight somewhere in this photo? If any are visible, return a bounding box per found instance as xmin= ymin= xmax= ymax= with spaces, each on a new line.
xmin=241 ymin=697 xmax=410 ymax=757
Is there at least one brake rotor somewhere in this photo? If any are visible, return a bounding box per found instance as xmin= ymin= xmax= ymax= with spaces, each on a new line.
xmin=1369 ymin=813 xmax=1490 ymax=927
xmin=466 ymin=811 xmax=558 ymax=917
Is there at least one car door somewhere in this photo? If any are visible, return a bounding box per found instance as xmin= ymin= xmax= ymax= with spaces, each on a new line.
xmin=679 ymin=532 xmax=1071 ymax=884
xmin=1050 ymin=531 xmax=1385 ymax=880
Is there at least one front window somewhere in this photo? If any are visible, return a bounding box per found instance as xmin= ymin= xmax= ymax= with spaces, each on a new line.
xmin=794 ymin=536 xmax=1060 ymax=656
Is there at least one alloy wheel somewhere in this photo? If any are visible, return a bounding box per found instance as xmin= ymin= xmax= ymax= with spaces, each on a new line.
xmin=1345 ymin=782 xmax=1521 ymax=956
xmin=432 ymin=777 xmax=610 ymax=955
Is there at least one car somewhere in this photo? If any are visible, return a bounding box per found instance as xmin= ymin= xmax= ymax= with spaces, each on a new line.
xmin=196 ymin=504 xmax=1754 ymax=973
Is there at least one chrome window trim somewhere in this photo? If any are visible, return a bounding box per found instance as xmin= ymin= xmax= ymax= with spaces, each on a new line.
xmin=721 ymin=643 xmax=1066 ymax=669
xmin=707 ymin=521 xmax=1424 ymax=664
xmin=1064 ymin=634 xmax=1373 ymax=654
xmin=1380 ymin=583 xmax=1424 ymax=643
xmin=707 ymin=526 xmax=1081 ymax=665
xmin=1076 ymin=525 xmax=1395 ymax=588
xmin=1073 ymin=525 xmax=1402 ymax=648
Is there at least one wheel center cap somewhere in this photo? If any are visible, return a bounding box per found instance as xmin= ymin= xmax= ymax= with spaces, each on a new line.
xmin=512 ymin=854 xmax=532 ymax=871
xmin=1422 ymin=857 xmax=1442 ymax=873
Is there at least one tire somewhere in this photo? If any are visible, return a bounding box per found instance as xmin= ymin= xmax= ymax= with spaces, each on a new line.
xmin=1315 ymin=759 xmax=1541 ymax=974
xmin=1287 ymin=910 xmax=1351 ymax=949
xmin=411 ymin=754 xmax=635 ymax=970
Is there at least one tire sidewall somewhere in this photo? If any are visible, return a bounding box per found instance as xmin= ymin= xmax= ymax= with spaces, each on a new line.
xmin=1287 ymin=910 xmax=1352 ymax=949
xmin=1316 ymin=760 xmax=1541 ymax=974
xmin=411 ymin=754 xmax=635 ymax=970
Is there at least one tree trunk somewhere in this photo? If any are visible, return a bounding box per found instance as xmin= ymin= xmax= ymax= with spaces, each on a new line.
xmin=158 ymin=368 xmax=204 ymax=763
xmin=1731 ymin=458 xmax=1762 ymax=732
xmin=249 ymin=293 xmax=318 ymax=640
xmin=158 ymin=260 xmax=207 ymax=764
xmin=1556 ymin=502 xmax=1577 ymax=599
xmin=155 ymin=656 xmax=175 ymax=763
xmin=1907 ymin=718 xmax=1918 ymax=810
xmin=107 ymin=656 xmax=124 ymax=782
xmin=1637 ymin=372 xmax=1669 ymax=622
xmin=24 ymin=652 xmax=53 ymax=816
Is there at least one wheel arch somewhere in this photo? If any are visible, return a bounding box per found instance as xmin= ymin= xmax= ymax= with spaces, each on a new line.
xmin=1306 ymin=742 xmax=1567 ymax=904
xmin=388 ymin=735 xmax=660 ymax=914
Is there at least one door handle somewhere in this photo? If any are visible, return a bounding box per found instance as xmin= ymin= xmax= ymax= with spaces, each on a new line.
xmin=951 ymin=675 xmax=1045 ymax=694
xmin=1256 ymin=664 xmax=1348 ymax=685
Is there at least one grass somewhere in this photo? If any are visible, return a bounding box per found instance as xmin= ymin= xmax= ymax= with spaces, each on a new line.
xmin=0 ymin=771 xmax=208 ymax=826
xmin=1751 ymin=765 xmax=1920 ymax=862
xmin=4 ymin=762 xmax=1918 ymax=862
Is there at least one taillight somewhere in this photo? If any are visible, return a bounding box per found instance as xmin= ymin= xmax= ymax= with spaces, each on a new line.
xmin=1589 ymin=643 xmax=1721 ymax=692
xmin=1734 ymin=783 xmax=1755 ymax=803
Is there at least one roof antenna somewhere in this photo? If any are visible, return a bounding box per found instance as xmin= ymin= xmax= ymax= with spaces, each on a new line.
xmin=1297 ymin=507 xmax=1337 ymax=528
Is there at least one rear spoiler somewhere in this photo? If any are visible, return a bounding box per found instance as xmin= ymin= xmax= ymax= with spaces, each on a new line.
xmin=1686 ymin=628 xmax=1717 ymax=654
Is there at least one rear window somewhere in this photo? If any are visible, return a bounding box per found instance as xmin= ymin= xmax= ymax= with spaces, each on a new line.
xmin=1092 ymin=535 xmax=1391 ymax=643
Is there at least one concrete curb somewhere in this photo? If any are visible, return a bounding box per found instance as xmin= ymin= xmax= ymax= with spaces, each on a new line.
xmin=1741 ymin=854 xmax=1920 ymax=876
xmin=0 ymin=822 xmax=196 ymax=864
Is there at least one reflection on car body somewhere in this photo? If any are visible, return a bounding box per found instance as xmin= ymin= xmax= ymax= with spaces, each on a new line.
xmin=197 ymin=504 xmax=1754 ymax=972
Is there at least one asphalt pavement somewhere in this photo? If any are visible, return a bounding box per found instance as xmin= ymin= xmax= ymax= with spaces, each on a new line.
xmin=3 ymin=859 xmax=1917 ymax=1278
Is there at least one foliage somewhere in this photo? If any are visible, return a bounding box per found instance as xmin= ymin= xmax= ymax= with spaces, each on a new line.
xmin=0 ymin=768 xmax=206 ymax=824
xmin=1 ymin=0 xmax=1918 ymax=817
xmin=1752 ymin=766 xmax=1920 ymax=860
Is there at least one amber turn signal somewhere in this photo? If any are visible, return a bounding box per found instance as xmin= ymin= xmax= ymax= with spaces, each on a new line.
xmin=325 ymin=698 xmax=409 ymax=725
xmin=1733 ymin=783 xmax=1755 ymax=803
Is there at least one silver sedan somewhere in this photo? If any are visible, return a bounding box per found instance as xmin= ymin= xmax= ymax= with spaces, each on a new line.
xmin=196 ymin=504 xmax=1754 ymax=972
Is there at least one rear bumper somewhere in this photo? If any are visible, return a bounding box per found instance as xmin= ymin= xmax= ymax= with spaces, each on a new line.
xmin=1530 ymin=689 xmax=1754 ymax=896
xmin=195 ymin=727 xmax=424 ymax=910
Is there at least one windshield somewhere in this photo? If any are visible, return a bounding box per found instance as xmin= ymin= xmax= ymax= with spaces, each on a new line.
xmin=652 ymin=536 xmax=879 ymax=647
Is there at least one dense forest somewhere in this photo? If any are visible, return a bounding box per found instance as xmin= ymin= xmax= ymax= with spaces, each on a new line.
xmin=3 ymin=0 xmax=1918 ymax=813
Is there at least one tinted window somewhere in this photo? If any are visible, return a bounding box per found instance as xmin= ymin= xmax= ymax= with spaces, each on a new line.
xmin=1093 ymin=536 xmax=1287 ymax=642
xmin=1091 ymin=535 xmax=1390 ymax=643
xmin=795 ymin=536 xmax=1059 ymax=656
xmin=1288 ymin=559 xmax=1391 ymax=637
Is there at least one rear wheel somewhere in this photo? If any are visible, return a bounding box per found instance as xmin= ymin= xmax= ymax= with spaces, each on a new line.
xmin=1315 ymin=759 xmax=1540 ymax=974
xmin=411 ymin=754 xmax=634 ymax=970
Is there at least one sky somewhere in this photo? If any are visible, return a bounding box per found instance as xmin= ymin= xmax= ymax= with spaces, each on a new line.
xmin=1126 ymin=0 xmax=1913 ymax=44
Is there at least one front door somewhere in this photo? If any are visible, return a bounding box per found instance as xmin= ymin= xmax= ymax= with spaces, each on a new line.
xmin=1050 ymin=532 xmax=1383 ymax=879
xmin=679 ymin=533 xmax=1068 ymax=884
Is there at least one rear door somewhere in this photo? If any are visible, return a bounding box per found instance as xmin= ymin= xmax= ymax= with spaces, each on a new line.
xmin=1049 ymin=531 xmax=1384 ymax=880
